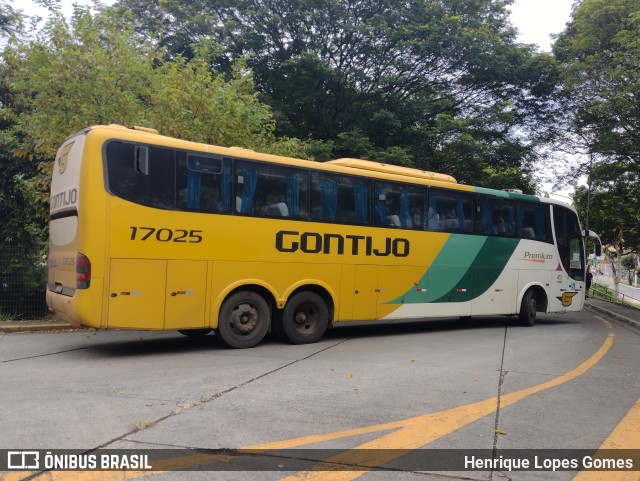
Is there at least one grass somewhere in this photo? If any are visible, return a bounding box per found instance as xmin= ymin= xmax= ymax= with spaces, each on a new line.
xmin=590 ymin=282 xmax=640 ymax=310
xmin=0 ymin=308 xmax=18 ymax=322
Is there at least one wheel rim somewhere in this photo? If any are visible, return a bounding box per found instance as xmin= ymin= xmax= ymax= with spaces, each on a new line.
xmin=292 ymin=302 xmax=320 ymax=335
xmin=229 ymin=303 xmax=260 ymax=336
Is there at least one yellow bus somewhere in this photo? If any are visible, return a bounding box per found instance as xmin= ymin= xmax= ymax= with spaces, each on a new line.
xmin=46 ymin=125 xmax=601 ymax=348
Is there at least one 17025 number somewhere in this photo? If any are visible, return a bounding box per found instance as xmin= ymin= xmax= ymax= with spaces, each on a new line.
xmin=129 ymin=226 xmax=203 ymax=243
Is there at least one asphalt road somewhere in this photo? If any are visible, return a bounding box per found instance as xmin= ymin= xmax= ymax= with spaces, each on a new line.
xmin=1 ymin=308 xmax=639 ymax=481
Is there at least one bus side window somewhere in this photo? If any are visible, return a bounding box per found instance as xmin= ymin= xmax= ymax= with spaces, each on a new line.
xmin=235 ymin=161 xmax=308 ymax=219
xmin=517 ymin=202 xmax=550 ymax=242
xmin=176 ymin=154 xmax=231 ymax=213
xmin=374 ymin=182 xmax=424 ymax=229
xmin=476 ymin=196 xmax=515 ymax=237
xmin=311 ymin=173 xmax=370 ymax=225
xmin=429 ymin=189 xmax=473 ymax=233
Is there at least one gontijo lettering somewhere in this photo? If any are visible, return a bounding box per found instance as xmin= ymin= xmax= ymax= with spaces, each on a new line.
xmin=50 ymin=187 xmax=78 ymax=211
xmin=276 ymin=230 xmax=410 ymax=257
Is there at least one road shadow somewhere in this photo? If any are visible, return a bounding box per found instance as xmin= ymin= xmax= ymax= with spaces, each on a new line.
xmin=79 ymin=313 xmax=578 ymax=358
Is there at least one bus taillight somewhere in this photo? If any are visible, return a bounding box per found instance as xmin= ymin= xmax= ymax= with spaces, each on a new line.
xmin=76 ymin=253 xmax=91 ymax=289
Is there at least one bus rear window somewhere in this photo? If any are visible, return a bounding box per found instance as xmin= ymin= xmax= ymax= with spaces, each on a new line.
xmin=105 ymin=141 xmax=176 ymax=209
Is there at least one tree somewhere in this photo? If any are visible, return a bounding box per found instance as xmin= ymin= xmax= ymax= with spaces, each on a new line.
xmin=0 ymin=0 xmax=22 ymax=37
xmin=552 ymin=0 xmax=640 ymax=190
xmin=0 ymin=5 xmax=311 ymax=248
xmin=573 ymin=162 xmax=640 ymax=295
xmin=116 ymin=0 xmax=560 ymax=191
xmin=555 ymin=0 xmax=640 ymax=294
xmin=554 ymin=0 xmax=640 ymax=163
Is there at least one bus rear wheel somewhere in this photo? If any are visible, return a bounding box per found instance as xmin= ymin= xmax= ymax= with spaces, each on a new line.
xmin=275 ymin=291 xmax=328 ymax=344
xmin=519 ymin=289 xmax=537 ymax=327
xmin=216 ymin=291 xmax=270 ymax=348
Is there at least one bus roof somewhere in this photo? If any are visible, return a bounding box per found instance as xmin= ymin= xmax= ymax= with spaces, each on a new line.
xmin=326 ymin=158 xmax=457 ymax=184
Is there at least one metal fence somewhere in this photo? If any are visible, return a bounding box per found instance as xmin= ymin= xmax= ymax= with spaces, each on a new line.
xmin=590 ymin=282 xmax=640 ymax=310
xmin=0 ymin=247 xmax=48 ymax=320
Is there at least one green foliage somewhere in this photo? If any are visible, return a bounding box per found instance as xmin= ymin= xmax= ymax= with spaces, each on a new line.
xmin=0 ymin=5 xmax=314 ymax=248
xmin=573 ymin=161 xmax=640 ymax=254
xmin=554 ymin=0 xmax=640 ymax=161
xmin=0 ymin=0 xmax=23 ymax=37
xmin=117 ymin=0 xmax=558 ymax=190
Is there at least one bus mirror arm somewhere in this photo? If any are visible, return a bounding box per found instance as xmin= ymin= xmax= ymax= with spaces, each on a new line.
xmin=584 ymin=230 xmax=602 ymax=257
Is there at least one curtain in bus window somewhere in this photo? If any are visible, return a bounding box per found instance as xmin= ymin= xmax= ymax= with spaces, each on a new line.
xmin=456 ymin=198 xmax=465 ymax=230
xmin=427 ymin=195 xmax=440 ymax=230
xmin=241 ymin=168 xmax=259 ymax=214
xmin=320 ymin=178 xmax=337 ymax=221
xmin=221 ymin=163 xmax=231 ymax=212
xmin=286 ymin=174 xmax=301 ymax=217
xmin=353 ymin=180 xmax=369 ymax=224
xmin=506 ymin=204 xmax=515 ymax=236
xmin=374 ymin=184 xmax=386 ymax=226
xmin=187 ymin=172 xmax=202 ymax=209
xmin=482 ymin=201 xmax=493 ymax=235
xmin=517 ymin=206 xmax=525 ymax=236
xmin=400 ymin=189 xmax=411 ymax=228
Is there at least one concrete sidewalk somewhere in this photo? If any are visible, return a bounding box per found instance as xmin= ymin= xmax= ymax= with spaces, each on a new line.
xmin=584 ymin=297 xmax=640 ymax=329
xmin=0 ymin=318 xmax=80 ymax=333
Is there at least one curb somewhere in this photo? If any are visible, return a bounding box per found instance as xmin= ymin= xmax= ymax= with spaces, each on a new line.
xmin=0 ymin=322 xmax=80 ymax=333
xmin=584 ymin=303 xmax=640 ymax=330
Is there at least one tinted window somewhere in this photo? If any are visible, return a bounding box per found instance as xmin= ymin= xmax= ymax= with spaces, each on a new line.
xmin=311 ymin=173 xmax=370 ymax=225
xmin=476 ymin=196 xmax=515 ymax=237
xmin=517 ymin=202 xmax=551 ymax=243
xmin=176 ymin=154 xmax=231 ymax=213
xmin=374 ymin=182 xmax=425 ymax=229
xmin=235 ymin=161 xmax=308 ymax=219
xmin=106 ymin=141 xmax=176 ymax=209
xmin=428 ymin=189 xmax=473 ymax=233
xmin=553 ymin=205 xmax=584 ymax=280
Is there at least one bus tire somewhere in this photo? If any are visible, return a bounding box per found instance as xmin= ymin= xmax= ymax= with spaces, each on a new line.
xmin=276 ymin=291 xmax=328 ymax=344
xmin=519 ymin=289 xmax=537 ymax=327
xmin=177 ymin=328 xmax=213 ymax=338
xmin=216 ymin=291 xmax=270 ymax=348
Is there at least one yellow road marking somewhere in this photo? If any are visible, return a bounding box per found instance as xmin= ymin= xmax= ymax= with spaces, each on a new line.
xmin=263 ymin=321 xmax=615 ymax=481
xmin=0 ymin=318 xmax=622 ymax=481
xmin=571 ymin=396 xmax=640 ymax=481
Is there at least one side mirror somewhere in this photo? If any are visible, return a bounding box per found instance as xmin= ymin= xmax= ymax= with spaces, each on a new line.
xmin=585 ymin=230 xmax=602 ymax=257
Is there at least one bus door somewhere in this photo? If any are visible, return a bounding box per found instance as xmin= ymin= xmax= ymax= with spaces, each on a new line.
xmin=351 ymin=265 xmax=379 ymax=320
xmin=164 ymin=260 xmax=208 ymax=330
xmin=108 ymin=259 xmax=166 ymax=329
xmin=107 ymin=259 xmax=207 ymax=330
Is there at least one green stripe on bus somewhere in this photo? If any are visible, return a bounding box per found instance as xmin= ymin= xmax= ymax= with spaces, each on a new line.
xmin=429 ymin=236 xmax=520 ymax=303
xmin=474 ymin=187 xmax=541 ymax=202
xmin=389 ymin=235 xmax=520 ymax=304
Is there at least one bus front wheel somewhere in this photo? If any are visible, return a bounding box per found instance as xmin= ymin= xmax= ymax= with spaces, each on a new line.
xmin=216 ymin=291 xmax=270 ymax=348
xmin=275 ymin=291 xmax=328 ymax=344
xmin=519 ymin=289 xmax=537 ymax=327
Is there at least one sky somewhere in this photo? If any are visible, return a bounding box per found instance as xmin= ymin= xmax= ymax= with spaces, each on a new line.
xmin=509 ymin=0 xmax=575 ymax=51
xmin=16 ymin=0 xmax=576 ymax=53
